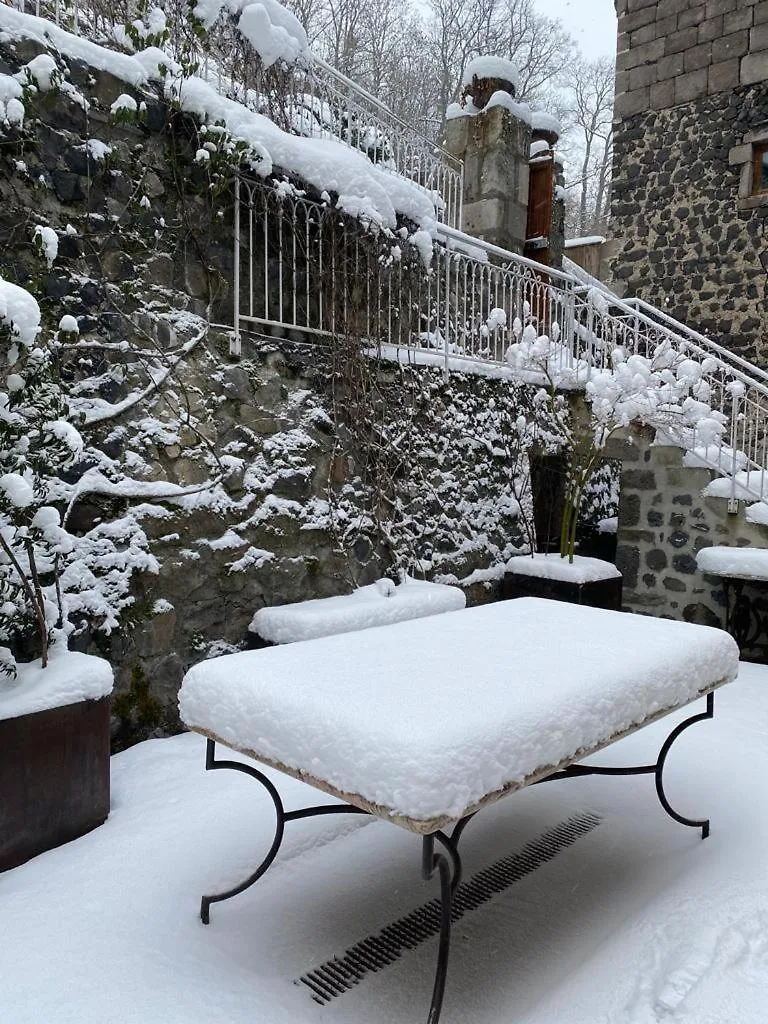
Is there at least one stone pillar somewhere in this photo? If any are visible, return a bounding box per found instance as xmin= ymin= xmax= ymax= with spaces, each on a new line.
xmin=444 ymin=74 xmax=531 ymax=253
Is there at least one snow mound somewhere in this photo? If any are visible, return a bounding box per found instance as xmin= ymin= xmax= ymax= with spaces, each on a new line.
xmin=0 ymin=649 xmax=113 ymax=721
xmin=250 ymin=576 xmax=466 ymax=643
xmin=0 ymin=275 xmax=40 ymax=345
xmin=505 ymin=552 xmax=621 ymax=584
xmin=462 ymin=56 xmax=520 ymax=91
xmin=697 ymin=546 xmax=768 ymax=581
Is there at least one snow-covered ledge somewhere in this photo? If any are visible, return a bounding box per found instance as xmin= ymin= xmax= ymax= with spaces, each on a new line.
xmin=505 ymin=553 xmax=622 ymax=584
xmin=697 ymin=546 xmax=768 ymax=582
xmin=250 ymin=577 xmax=466 ymax=644
xmin=0 ymin=648 xmax=113 ymax=722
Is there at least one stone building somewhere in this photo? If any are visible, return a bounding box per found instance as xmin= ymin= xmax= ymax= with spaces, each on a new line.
xmin=610 ymin=0 xmax=768 ymax=363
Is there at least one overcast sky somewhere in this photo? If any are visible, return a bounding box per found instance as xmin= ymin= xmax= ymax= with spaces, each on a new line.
xmin=535 ymin=0 xmax=618 ymax=60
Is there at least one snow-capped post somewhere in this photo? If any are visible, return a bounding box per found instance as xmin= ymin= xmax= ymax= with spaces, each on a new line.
xmin=443 ymin=56 xmax=532 ymax=253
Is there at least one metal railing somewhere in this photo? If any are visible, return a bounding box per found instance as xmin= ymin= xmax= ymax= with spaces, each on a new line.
xmin=234 ymin=181 xmax=768 ymax=505
xmin=14 ymin=0 xmax=463 ymax=228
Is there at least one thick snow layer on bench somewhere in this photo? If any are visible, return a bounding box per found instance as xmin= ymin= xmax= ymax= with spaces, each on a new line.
xmin=505 ymin=553 xmax=621 ymax=584
xmin=697 ymin=546 xmax=768 ymax=580
xmin=180 ymin=599 xmax=738 ymax=824
xmin=250 ymin=577 xmax=466 ymax=643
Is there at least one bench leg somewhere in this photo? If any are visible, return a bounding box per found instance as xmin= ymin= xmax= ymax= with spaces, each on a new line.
xmin=421 ymin=831 xmax=462 ymax=1024
xmin=654 ymin=691 xmax=715 ymax=840
xmin=538 ymin=691 xmax=716 ymax=839
xmin=200 ymin=738 xmax=287 ymax=924
xmin=200 ymin=738 xmax=370 ymax=923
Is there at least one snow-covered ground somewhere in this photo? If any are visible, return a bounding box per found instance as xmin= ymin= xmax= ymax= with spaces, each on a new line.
xmin=3 ymin=662 xmax=768 ymax=1023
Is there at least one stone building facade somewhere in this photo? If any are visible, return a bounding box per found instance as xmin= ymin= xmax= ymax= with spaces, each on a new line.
xmin=610 ymin=0 xmax=768 ymax=364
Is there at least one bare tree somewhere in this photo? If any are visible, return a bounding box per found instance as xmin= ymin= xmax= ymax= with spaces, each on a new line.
xmin=561 ymin=56 xmax=615 ymax=237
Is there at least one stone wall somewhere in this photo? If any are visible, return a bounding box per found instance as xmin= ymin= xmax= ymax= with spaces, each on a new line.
xmin=0 ymin=33 xmax=533 ymax=743
xmin=611 ymin=0 xmax=768 ymax=363
xmin=616 ymin=426 xmax=768 ymax=625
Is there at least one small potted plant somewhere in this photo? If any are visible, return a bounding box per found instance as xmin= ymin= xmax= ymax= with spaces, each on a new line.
xmin=501 ymin=316 xmax=725 ymax=609
xmin=0 ymin=281 xmax=113 ymax=872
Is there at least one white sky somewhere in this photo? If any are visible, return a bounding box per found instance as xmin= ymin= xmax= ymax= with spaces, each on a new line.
xmin=534 ymin=0 xmax=617 ymax=60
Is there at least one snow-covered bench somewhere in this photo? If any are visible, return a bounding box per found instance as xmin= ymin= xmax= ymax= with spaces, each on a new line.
xmin=249 ymin=576 xmax=466 ymax=645
xmin=179 ymin=598 xmax=739 ymax=1024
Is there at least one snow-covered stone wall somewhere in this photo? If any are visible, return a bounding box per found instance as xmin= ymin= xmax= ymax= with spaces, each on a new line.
xmin=616 ymin=425 xmax=768 ymax=631
xmin=611 ymin=0 xmax=768 ymax=363
xmin=0 ymin=30 xmax=531 ymax=742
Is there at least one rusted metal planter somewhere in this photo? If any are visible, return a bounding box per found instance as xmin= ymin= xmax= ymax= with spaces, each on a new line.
xmin=502 ymin=570 xmax=623 ymax=611
xmin=0 ymin=696 xmax=110 ymax=872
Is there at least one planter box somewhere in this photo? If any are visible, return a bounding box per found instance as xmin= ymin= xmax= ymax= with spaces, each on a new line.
xmin=0 ymin=696 xmax=110 ymax=872
xmin=502 ymin=569 xmax=623 ymax=610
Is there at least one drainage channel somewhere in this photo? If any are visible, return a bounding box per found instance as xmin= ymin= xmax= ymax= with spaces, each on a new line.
xmin=297 ymin=810 xmax=601 ymax=1004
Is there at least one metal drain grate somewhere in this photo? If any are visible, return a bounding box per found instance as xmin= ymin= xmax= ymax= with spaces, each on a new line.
xmin=297 ymin=811 xmax=601 ymax=1004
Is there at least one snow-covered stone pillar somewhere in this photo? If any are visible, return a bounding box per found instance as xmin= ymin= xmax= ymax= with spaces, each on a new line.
xmin=444 ymin=56 xmax=532 ymax=254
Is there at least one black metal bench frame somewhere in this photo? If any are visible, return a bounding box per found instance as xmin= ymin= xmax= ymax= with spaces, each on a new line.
xmin=198 ymin=691 xmax=714 ymax=1024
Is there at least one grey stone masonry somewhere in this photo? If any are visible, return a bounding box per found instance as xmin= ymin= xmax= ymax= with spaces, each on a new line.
xmin=610 ymin=0 xmax=768 ymax=364
xmin=616 ymin=426 xmax=768 ymax=626
xmin=610 ymin=85 xmax=768 ymax=363
xmin=614 ymin=0 xmax=768 ymax=117
xmin=444 ymin=104 xmax=531 ymax=253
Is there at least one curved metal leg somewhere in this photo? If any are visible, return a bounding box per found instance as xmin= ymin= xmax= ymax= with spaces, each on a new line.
xmin=200 ymin=739 xmax=372 ymax=924
xmin=655 ymin=691 xmax=715 ymax=839
xmin=201 ymin=739 xmax=287 ymax=924
xmin=434 ymin=828 xmax=464 ymax=893
xmin=422 ymin=832 xmax=461 ymax=1024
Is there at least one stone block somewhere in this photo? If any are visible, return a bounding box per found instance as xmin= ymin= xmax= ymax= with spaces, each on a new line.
xmin=756 ymin=1 xmax=768 ymax=23
xmin=615 ymin=69 xmax=630 ymax=94
xmin=665 ymin=25 xmax=700 ymax=52
xmin=684 ymin=40 xmax=713 ymax=69
xmin=751 ymin=21 xmax=768 ymax=45
xmin=712 ymin=28 xmax=750 ymax=59
xmin=619 ymin=6 xmax=658 ymax=32
xmin=698 ymin=14 xmax=724 ymax=39
xmin=657 ymin=13 xmax=679 ymax=34
xmin=615 ymin=86 xmax=651 ymax=118
xmin=709 ymin=56 xmax=741 ymax=90
xmin=674 ymin=67 xmax=708 ymax=101
xmin=741 ymin=47 xmax=768 ymax=81
xmin=618 ymin=30 xmax=631 ymax=52
xmin=729 ymin=141 xmax=753 ymax=163
xmin=623 ymin=36 xmax=666 ymax=68
xmin=678 ymin=3 xmax=708 ymax=28
xmin=623 ymin=469 xmax=657 ymax=489
xmin=706 ymin=0 xmax=737 ymax=15
xmin=657 ymin=51 xmax=686 ymax=79
xmin=630 ymin=62 xmax=658 ymax=88
xmin=628 ymin=0 xmax=659 ymax=11
xmin=723 ymin=5 xmax=754 ymax=28
xmin=650 ymin=77 xmax=676 ymax=107
xmin=631 ymin=23 xmax=658 ymax=44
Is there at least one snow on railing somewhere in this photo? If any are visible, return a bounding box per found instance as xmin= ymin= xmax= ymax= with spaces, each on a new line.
xmin=235 ymin=181 xmax=768 ymax=503
xmin=15 ymin=0 xmax=463 ymax=229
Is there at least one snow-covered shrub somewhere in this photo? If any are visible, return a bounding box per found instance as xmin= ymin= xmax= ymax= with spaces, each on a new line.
xmin=0 ymin=277 xmax=159 ymax=678
xmin=505 ymin=311 xmax=726 ymax=561
xmin=0 ymin=280 xmax=81 ymax=674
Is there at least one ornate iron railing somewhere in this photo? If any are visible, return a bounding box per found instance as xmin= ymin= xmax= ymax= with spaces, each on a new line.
xmin=234 ymin=181 xmax=768 ymax=505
